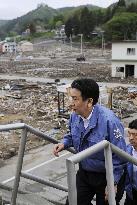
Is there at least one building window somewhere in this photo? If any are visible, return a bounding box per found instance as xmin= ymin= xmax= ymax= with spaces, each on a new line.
xmin=116 ymin=67 xmax=124 ymax=72
xmin=127 ymin=48 xmax=135 ymax=55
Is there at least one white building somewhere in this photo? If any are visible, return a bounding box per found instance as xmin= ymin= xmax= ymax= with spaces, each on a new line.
xmin=2 ymin=42 xmax=16 ymax=53
xmin=18 ymin=41 xmax=33 ymax=52
xmin=112 ymin=41 xmax=137 ymax=78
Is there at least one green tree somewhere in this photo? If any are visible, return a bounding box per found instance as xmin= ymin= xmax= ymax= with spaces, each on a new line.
xmin=8 ymin=31 xmax=17 ymax=37
xmin=29 ymin=22 xmax=36 ymax=34
xmin=56 ymin=20 xmax=63 ymax=29
xmin=71 ymin=14 xmax=80 ymax=36
xmin=50 ymin=14 xmax=64 ymax=28
xmin=80 ymin=7 xmax=95 ymax=38
xmin=105 ymin=12 xmax=137 ymax=41
xmin=105 ymin=7 xmax=112 ymax=22
xmin=93 ymin=9 xmax=105 ymax=26
xmin=127 ymin=3 xmax=137 ymax=12
xmin=114 ymin=0 xmax=126 ymax=14
xmin=65 ymin=18 xmax=73 ymax=38
xmin=117 ymin=0 xmax=126 ymax=7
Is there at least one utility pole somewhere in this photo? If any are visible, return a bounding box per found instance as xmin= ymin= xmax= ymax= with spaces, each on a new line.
xmin=101 ymin=31 xmax=105 ymax=56
xmin=14 ymin=36 xmax=17 ymax=57
xmin=70 ymin=35 xmax=72 ymax=51
xmin=80 ymin=34 xmax=83 ymax=54
xmin=78 ymin=33 xmax=83 ymax=55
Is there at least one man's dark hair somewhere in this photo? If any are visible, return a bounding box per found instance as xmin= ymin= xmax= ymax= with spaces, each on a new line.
xmin=128 ymin=119 xmax=137 ymax=130
xmin=71 ymin=78 xmax=99 ymax=105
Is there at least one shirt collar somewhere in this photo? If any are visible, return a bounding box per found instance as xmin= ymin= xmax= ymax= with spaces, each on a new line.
xmin=80 ymin=106 xmax=94 ymax=121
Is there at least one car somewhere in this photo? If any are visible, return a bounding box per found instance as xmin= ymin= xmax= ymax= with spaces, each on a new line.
xmin=76 ymin=55 xmax=86 ymax=61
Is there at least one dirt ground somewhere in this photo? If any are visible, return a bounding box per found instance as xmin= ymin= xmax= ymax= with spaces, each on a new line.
xmin=0 ymin=41 xmax=137 ymax=160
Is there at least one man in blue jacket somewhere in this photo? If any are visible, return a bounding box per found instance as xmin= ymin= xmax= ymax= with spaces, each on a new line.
xmin=53 ymin=78 xmax=126 ymax=205
xmin=124 ymin=119 xmax=137 ymax=205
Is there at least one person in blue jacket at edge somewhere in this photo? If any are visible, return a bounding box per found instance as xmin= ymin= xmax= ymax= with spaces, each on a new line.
xmin=53 ymin=78 xmax=127 ymax=205
xmin=124 ymin=119 xmax=137 ymax=205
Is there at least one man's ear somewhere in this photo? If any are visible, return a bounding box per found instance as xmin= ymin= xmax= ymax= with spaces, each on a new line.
xmin=88 ymin=98 xmax=93 ymax=107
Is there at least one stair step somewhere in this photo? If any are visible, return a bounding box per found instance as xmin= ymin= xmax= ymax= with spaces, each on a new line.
xmin=0 ymin=189 xmax=54 ymax=205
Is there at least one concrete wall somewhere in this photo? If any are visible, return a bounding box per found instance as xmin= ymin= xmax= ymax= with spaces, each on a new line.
xmin=112 ymin=42 xmax=137 ymax=60
xmin=112 ymin=61 xmax=137 ymax=78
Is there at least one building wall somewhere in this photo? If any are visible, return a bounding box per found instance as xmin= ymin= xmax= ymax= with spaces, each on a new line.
xmin=112 ymin=61 xmax=137 ymax=78
xmin=2 ymin=43 xmax=9 ymax=53
xmin=2 ymin=42 xmax=16 ymax=53
xmin=112 ymin=42 xmax=137 ymax=60
xmin=112 ymin=42 xmax=137 ymax=78
xmin=20 ymin=43 xmax=33 ymax=52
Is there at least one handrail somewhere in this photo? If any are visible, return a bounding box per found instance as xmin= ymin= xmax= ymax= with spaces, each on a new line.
xmin=66 ymin=140 xmax=137 ymax=205
xmin=0 ymin=123 xmax=74 ymax=205
xmin=0 ymin=123 xmax=25 ymax=131
xmin=25 ymin=124 xmax=75 ymax=154
xmin=21 ymin=172 xmax=68 ymax=192
xmin=0 ymin=123 xmax=136 ymax=205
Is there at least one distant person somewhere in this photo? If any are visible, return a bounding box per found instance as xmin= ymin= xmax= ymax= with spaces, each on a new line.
xmin=53 ymin=78 xmax=126 ymax=205
xmin=124 ymin=119 xmax=137 ymax=205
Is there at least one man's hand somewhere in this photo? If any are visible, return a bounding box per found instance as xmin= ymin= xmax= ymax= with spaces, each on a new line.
xmin=105 ymin=185 xmax=117 ymax=202
xmin=53 ymin=143 xmax=65 ymax=157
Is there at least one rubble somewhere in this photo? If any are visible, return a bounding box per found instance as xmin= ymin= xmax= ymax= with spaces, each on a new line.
xmin=0 ymin=41 xmax=136 ymax=160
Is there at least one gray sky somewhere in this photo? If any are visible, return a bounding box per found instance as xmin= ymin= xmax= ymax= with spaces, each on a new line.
xmin=0 ymin=0 xmax=118 ymax=20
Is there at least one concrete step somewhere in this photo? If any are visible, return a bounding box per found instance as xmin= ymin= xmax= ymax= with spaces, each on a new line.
xmin=0 ymin=189 xmax=55 ymax=205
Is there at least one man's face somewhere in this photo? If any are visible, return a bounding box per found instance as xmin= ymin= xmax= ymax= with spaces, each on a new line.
xmin=69 ymin=88 xmax=92 ymax=118
xmin=128 ymin=128 xmax=137 ymax=149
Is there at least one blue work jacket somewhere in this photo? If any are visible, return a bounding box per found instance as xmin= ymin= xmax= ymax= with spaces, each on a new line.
xmin=125 ymin=145 xmax=136 ymax=199
xmin=63 ymin=103 xmax=126 ymax=183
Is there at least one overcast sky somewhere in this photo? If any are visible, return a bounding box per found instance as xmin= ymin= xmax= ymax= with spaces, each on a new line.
xmin=0 ymin=0 xmax=118 ymax=20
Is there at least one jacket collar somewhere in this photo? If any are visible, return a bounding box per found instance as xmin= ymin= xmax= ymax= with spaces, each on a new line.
xmin=88 ymin=104 xmax=99 ymax=129
xmin=75 ymin=104 xmax=99 ymax=137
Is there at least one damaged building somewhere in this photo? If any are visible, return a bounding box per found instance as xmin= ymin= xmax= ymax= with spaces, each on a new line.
xmin=112 ymin=41 xmax=137 ymax=79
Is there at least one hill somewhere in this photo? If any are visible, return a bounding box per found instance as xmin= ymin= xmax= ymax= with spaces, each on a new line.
xmin=125 ymin=0 xmax=137 ymax=5
xmin=0 ymin=4 xmax=58 ymax=39
xmin=0 ymin=4 xmax=102 ymax=39
xmin=58 ymin=4 xmax=101 ymax=13
xmin=0 ymin=20 xmax=8 ymax=27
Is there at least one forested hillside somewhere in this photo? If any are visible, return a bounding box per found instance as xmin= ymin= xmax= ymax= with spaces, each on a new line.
xmin=0 ymin=3 xmax=100 ymax=39
xmin=0 ymin=20 xmax=8 ymax=27
xmin=0 ymin=0 xmax=137 ymax=42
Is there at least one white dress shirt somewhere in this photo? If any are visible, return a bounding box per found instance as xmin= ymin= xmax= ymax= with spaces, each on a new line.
xmin=80 ymin=107 xmax=94 ymax=130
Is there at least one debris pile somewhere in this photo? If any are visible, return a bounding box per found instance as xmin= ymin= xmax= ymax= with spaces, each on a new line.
xmin=0 ymin=41 xmax=136 ymax=160
xmin=0 ymin=80 xmax=68 ymax=159
xmin=112 ymin=86 xmax=137 ymax=119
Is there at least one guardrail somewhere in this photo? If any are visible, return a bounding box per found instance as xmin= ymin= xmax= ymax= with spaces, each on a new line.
xmin=0 ymin=123 xmax=75 ymax=205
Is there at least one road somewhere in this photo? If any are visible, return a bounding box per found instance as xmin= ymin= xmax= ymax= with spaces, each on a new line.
xmin=0 ymin=143 xmax=71 ymax=204
xmin=0 ymin=74 xmax=137 ymax=88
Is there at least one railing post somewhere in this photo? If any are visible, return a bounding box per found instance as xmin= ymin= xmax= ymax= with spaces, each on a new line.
xmin=66 ymin=159 xmax=77 ymax=205
xmin=104 ymin=144 xmax=116 ymax=205
xmin=11 ymin=128 xmax=27 ymax=205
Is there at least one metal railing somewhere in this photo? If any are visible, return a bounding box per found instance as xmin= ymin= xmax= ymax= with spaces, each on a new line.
xmin=0 ymin=123 xmax=75 ymax=205
xmin=66 ymin=140 xmax=137 ymax=205
xmin=0 ymin=123 xmax=137 ymax=205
